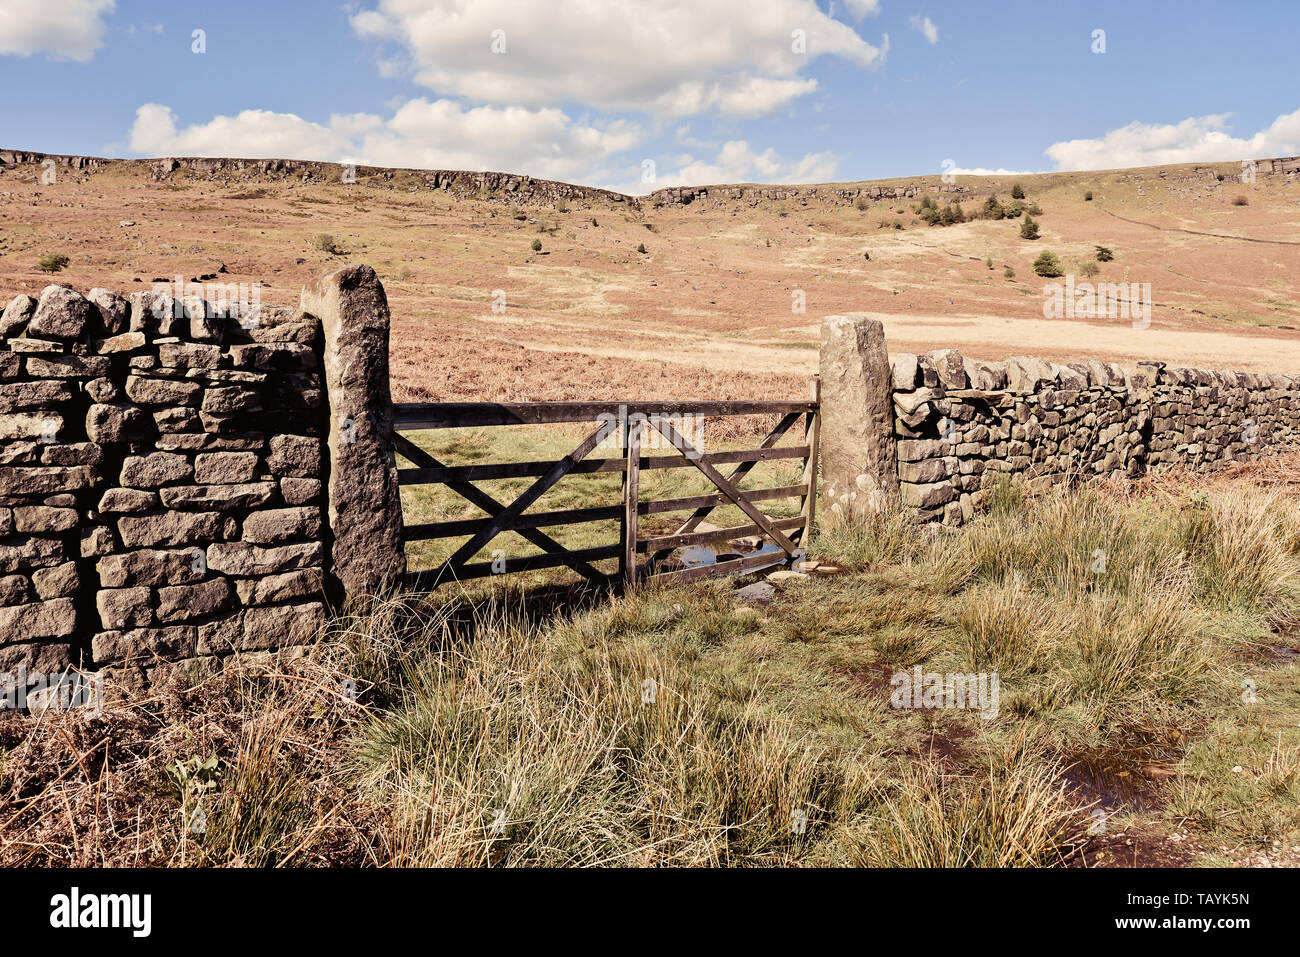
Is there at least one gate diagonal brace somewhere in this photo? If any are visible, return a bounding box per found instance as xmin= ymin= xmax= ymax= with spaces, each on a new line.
xmin=440 ymin=422 xmax=612 ymax=573
xmin=648 ymin=417 xmax=800 ymax=558
xmin=646 ymin=411 xmax=800 ymax=572
xmin=393 ymin=433 xmax=606 ymax=585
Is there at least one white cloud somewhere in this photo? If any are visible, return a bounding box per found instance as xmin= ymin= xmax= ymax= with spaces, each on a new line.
xmin=127 ymin=100 xmax=644 ymax=186
xmin=350 ymin=0 xmax=887 ymax=116
xmin=1045 ymin=108 xmax=1300 ymax=171
xmin=949 ymin=167 xmax=1038 ymax=177
xmin=0 ymin=0 xmax=114 ymax=61
xmin=910 ymin=15 xmax=938 ymax=45
xmin=663 ymin=139 xmax=839 ymax=189
xmin=843 ymin=0 xmax=882 ymax=18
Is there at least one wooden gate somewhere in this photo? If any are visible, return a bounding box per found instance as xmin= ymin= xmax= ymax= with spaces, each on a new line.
xmin=394 ymin=378 xmax=820 ymax=592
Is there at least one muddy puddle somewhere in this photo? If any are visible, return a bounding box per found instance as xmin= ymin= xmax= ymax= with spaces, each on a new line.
xmin=662 ymin=541 xmax=786 ymax=572
xmin=1061 ymin=723 xmax=1189 ymax=814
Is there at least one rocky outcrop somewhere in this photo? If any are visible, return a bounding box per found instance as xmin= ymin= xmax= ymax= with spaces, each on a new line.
xmin=5 ymin=147 xmax=1294 ymax=211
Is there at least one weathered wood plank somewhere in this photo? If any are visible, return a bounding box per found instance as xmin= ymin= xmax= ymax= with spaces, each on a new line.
xmin=401 ymin=484 xmax=808 ymax=541
xmin=406 ymin=543 xmax=622 ymax=587
xmin=639 ymin=515 xmax=806 ymax=553
xmin=394 ymin=400 xmax=815 ymax=430
xmin=397 ymin=445 xmax=809 ymax=485
xmin=621 ymin=418 xmax=642 ymax=591
xmin=798 ymin=375 xmax=822 ymax=546
xmin=649 ymin=549 xmax=790 ymax=586
xmin=643 ymin=484 xmax=806 ymax=515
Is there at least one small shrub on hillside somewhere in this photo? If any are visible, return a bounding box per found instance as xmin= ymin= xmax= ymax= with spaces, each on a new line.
xmin=37 ymin=252 xmax=69 ymax=273
xmin=1024 ymin=202 xmax=1043 ymax=216
xmin=1011 ymin=183 xmax=1026 ymax=199
xmin=1079 ymin=261 xmax=1100 ymax=278
xmin=636 ymin=243 xmax=647 ymax=254
xmin=986 ymin=257 xmax=994 ymax=269
xmin=1020 ymin=216 xmax=1040 ymax=240
xmin=1232 ymin=194 xmax=1249 ymax=206
xmin=1095 ymin=245 xmax=1114 ymax=262
xmin=530 ymin=238 xmax=543 ymax=253
xmin=312 ymin=233 xmax=340 ymax=255
xmin=1032 ymin=251 xmax=1063 ymax=277
xmin=1004 ymin=266 xmax=1015 ymax=279
xmin=1084 ymin=191 xmax=1093 ymax=201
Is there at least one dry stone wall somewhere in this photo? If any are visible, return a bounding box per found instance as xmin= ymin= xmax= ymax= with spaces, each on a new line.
xmin=889 ymin=350 xmax=1300 ymax=526
xmin=0 ymin=281 xmax=334 ymax=684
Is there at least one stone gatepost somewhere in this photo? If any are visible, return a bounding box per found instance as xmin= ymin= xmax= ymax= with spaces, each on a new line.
xmin=300 ymin=265 xmax=405 ymax=603
xmin=819 ymin=314 xmax=898 ymax=524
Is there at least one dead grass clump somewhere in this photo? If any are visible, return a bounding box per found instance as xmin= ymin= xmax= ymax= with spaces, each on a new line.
xmin=842 ymin=751 xmax=1088 ymax=867
xmin=0 ymin=644 xmax=378 ymax=866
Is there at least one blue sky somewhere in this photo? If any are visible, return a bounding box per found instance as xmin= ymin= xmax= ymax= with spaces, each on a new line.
xmin=2 ymin=0 xmax=1298 ymax=193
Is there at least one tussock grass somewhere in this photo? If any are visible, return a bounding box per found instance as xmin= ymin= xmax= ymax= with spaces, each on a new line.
xmin=842 ymin=751 xmax=1088 ymax=867
xmin=956 ymin=577 xmax=1060 ymax=678
xmin=347 ymin=593 xmax=881 ymax=866
xmin=2 ymin=466 xmax=1295 ymax=867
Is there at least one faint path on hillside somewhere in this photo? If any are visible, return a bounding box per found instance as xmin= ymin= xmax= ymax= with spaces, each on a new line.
xmin=1100 ymin=208 xmax=1300 ymax=246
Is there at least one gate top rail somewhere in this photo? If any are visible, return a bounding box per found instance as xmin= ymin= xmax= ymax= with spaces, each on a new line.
xmin=393 ymin=399 xmax=816 ymax=431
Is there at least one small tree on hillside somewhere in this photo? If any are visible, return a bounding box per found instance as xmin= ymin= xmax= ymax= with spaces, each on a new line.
xmin=1019 ymin=215 xmax=1040 ymax=240
xmin=1011 ymin=183 xmax=1026 ymax=199
xmin=1095 ymin=245 xmax=1115 ymax=262
xmin=37 ymin=252 xmax=69 ymax=273
xmin=1033 ymin=250 xmax=1064 ymax=277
